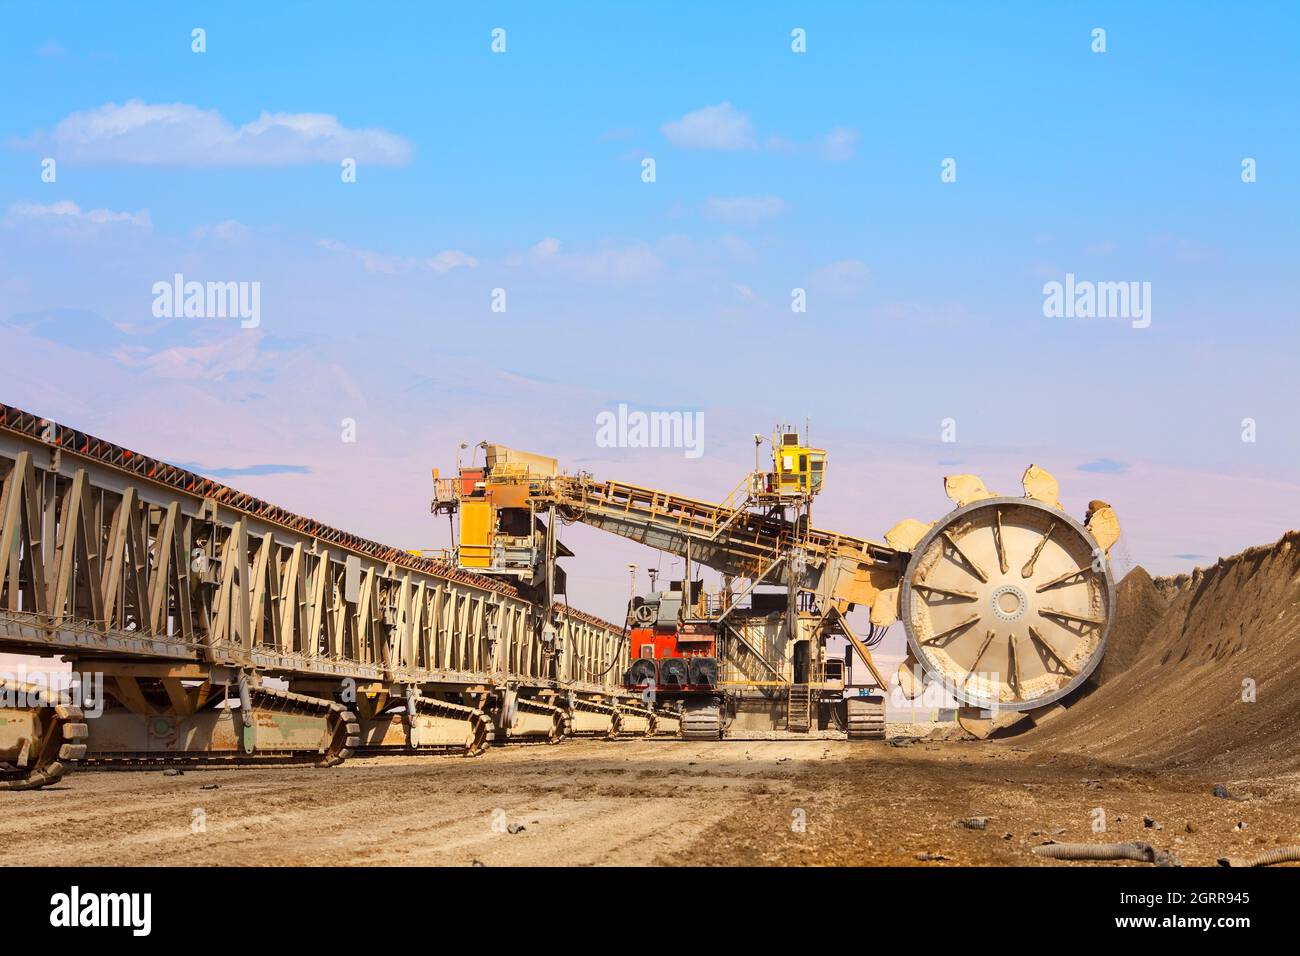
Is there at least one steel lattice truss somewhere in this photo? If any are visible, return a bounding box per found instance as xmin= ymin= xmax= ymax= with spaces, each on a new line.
xmin=0 ymin=402 xmax=627 ymax=692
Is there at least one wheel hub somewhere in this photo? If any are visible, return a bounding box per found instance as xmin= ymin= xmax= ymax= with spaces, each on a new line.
xmin=990 ymin=584 xmax=1027 ymax=622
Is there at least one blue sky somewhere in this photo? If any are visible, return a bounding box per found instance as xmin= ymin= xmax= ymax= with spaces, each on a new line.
xmin=1 ymin=2 xmax=1298 ymax=621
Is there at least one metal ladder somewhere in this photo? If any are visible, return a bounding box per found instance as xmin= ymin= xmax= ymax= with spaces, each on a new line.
xmin=787 ymin=683 xmax=812 ymax=732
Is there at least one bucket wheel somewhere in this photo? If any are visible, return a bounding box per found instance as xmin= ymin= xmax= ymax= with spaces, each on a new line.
xmin=901 ymin=496 xmax=1114 ymax=712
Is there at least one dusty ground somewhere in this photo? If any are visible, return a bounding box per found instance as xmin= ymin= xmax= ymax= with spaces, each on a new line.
xmin=4 ymin=734 xmax=1298 ymax=866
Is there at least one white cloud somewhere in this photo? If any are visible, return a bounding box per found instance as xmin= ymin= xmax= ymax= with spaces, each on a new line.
xmin=317 ymin=238 xmax=397 ymax=274
xmin=661 ymin=103 xmax=756 ymax=150
xmin=18 ymin=100 xmax=413 ymax=167
xmin=702 ymin=195 xmax=787 ymax=225
xmin=318 ymin=238 xmax=476 ymax=275
xmin=661 ymin=103 xmax=858 ymax=162
xmin=193 ymin=219 xmax=251 ymax=243
xmin=821 ymin=127 xmax=860 ymax=161
xmin=657 ymin=232 xmax=758 ymax=266
xmin=5 ymin=199 xmax=151 ymax=229
xmin=525 ymin=237 xmax=661 ymax=281
xmin=428 ymin=250 xmax=478 ymax=273
xmin=718 ymin=233 xmax=756 ymax=261
xmin=810 ymin=259 xmax=871 ymax=295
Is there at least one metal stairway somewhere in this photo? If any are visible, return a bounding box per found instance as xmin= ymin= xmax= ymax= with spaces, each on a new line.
xmin=787 ymin=684 xmax=812 ymax=732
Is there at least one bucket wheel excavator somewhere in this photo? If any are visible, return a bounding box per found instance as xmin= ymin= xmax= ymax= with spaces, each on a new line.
xmin=433 ymin=427 xmax=1121 ymax=740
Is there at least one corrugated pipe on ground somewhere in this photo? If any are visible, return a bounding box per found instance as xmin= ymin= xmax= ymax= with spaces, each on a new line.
xmin=1218 ymin=847 xmax=1300 ymax=867
xmin=1032 ymin=842 xmax=1182 ymax=866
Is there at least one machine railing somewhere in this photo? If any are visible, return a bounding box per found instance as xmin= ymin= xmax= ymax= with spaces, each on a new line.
xmin=551 ymin=473 xmax=898 ymax=571
xmin=706 ymin=470 xmax=759 ymax=541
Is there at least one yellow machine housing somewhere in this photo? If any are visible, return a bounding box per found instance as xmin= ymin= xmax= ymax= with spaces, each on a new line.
xmin=770 ymin=426 xmax=826 ymax=499
xmin=458 ymin=499 xmax=493 ymax=568
xmin=435 ymin=445 xmax=569 ymax=581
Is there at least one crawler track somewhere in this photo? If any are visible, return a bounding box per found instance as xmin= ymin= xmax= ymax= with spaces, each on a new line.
xmin=682 ymin=701 xmax=724 ymax=740
xmin=0 ymin=684 xmax=87 ymax=790
xmin=846 ymin=696 xmax=885 ymax=740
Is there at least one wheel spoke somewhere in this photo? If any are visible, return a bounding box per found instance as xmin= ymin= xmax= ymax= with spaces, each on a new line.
xmin=1008 ymin=632 xmax=1023 ymax=698
xmin=1039 ymin=607 xmax=1105 ymax=626
xmin=1020 ymin=522 xmax=1055 ymax=578
xmin=993 ymin=509 xmax=1008 ymax=574
xmin=920 ymin=613 xmax=981 ymax=645
xmin=1027 ymin=625 xmax=1076 ymax=675
xmin=969 ymin=629 xmax=997 ymax=671
xmin=941 ymin=531 xmax=989 ymax=583
xmin=1035 ymin=565 xmax=1094 ymax=593
xmin=914 ymin=582 xmax=978 ymax=601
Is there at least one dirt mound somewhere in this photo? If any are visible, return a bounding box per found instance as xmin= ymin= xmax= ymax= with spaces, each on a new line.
xmin=1152 ymin=573 xmax=1193 ymax=604
xmin=1088 ymin=566 xmax=1169 ymax=688
xmin=1030 ymin=530 xmax=1300 ymax=778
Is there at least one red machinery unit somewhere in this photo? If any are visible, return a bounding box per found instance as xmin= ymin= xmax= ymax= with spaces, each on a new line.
xmin=623 ymin=592 xmax=720 ymax=696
